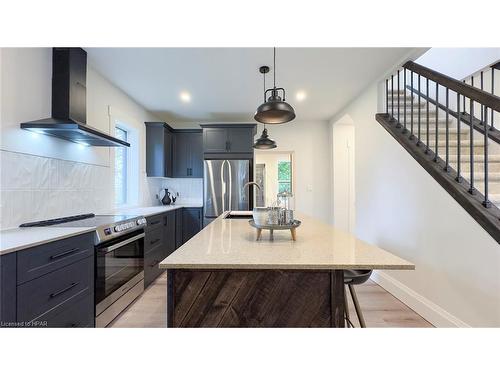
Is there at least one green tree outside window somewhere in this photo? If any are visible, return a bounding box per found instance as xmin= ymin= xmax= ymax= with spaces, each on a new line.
xmin=278 ymin=161 xmax=291 ymax=193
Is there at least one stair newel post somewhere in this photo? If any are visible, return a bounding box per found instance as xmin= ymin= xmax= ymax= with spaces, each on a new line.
xmin=434 ymin=82 xmax=439 ymax=162
xmin=483 ymin=106 xmax=491 ymax=208
xmin=385 ymin=79 xmax=389 ymax=116
xmin=456 ymin=94 xmax=462 ymax=182
xmin=444 ymin=88 xmax=450 ymax=172
xmin=403 ymin=68 xmax=407 ymax=133
xmin=391 ymin=74 xmax=394 ymax=121
xmin=469 ymin=98 xmax=475 ymax=195
xmin=417 ymin=74 xmax=421 ymax=146
xmin=425 ymin=77 xmax=430 ymax=154
xmin=410 ymin=71 xmax=414 ymax=140
xmin=491 ymin=68 xmax=495 ymax=131
xmin=397 ymin=69 xmax=401 ymax=128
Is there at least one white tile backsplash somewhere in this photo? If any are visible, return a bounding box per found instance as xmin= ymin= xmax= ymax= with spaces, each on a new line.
xmin=0 ymin=150 xmax=113 ymax=229
xmin=0 ymin=150 xmax=203 ymax=229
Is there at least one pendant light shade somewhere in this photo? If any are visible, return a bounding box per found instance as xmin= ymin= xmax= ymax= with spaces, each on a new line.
xmin=253 ymin=127 xmax=277 ymax=149
xmin=254 ymin=91 xmax=296 ymax=124
xmin=254 ymin=48 xmax=295 ymax=125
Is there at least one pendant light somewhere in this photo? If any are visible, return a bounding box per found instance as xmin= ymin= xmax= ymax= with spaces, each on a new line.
xmin=254 ymin=66 xmax=277 ymax=149
xmin=254 ymin=47 xmax=296 ymax=124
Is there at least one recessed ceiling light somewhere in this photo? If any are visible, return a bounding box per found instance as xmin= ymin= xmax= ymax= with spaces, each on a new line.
xmin=296 ymin=91 xmax=307 ymax=101
xmin=180 ymin=91 xmax=191 ymax=103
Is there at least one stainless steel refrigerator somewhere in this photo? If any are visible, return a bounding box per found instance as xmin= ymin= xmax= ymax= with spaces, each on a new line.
xmin=204 ymin=159 xmax=251 ymax=225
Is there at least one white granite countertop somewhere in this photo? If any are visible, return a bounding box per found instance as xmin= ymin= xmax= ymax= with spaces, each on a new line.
xmin=160 ymin=211 xmax=415 ymax=270
xmin=0 ymin=227 xmax=96 ymax=255
xmin=104 ymin=203 xmax=202 ymax=217
xmin=0 ymin=203 xmax=203 ymax=256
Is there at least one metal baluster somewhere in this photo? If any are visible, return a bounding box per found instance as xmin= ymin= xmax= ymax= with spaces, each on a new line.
xmin=462 ymin=80 xmax=466 ymax=111
xmin=417 ymin=74 xmax=421 ymax=146
xmin=403 ymin=68 xmax=407 ymax=133
xmin=397 ymin=70 xmax=401 ymax=128
xmin=391 ymin=74 xmax=394 ymax=121
xmin=469 ymin=99 xmax=475 ymax=194
xmin=492 ymin=68 xmax=495 ymax=130
xmin=483 ymin=106 xmax=491 ymax=207
xmin=410 ymin=72 xmax=414 ymax=139
xmin=456 ymin=94 xmax=462 ymax=182
xmin=386 ymin=79 xmax=389 ymax=115
xmin=425 ymin=78 xmax=430 ymax=154
xmin=434 ymin=82 xmax=439 ymax=161
xmin=445 ymin=88 xmax=449 ymax=171
xmin=480 ymin=71 xmax=484 ymax=124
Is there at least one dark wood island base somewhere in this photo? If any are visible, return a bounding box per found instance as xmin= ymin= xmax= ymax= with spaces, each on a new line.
xmin=166 ymin=269 xmax=345 ymax=328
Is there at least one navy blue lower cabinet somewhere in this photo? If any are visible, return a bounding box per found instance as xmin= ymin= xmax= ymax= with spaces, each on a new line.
xmin=0 ymin=253 xmax=17 ymax=326
xmin=182 ymin=208 xmax=203 ymax=243
xmin=0 ymin=233 xmax=95 ymax=328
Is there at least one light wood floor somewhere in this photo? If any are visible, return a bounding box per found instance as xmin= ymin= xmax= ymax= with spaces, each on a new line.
xmin=109 ymin=272 xmax=433 ymax=328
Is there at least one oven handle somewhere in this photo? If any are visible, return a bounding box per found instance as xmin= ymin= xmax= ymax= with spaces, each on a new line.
xmin=100 ymin=233 xmax=145 ymax=254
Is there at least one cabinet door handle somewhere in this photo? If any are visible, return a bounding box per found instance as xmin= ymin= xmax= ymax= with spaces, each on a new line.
xmin=50 ymin=248 xmax=79 ymax=260
xmin=150 ymin=220 xmax=160 ymax=225
xmin=150 ymin=238 xmax=161 ymax=245
xmin=50 ymin=282 xmax=79 ymax=298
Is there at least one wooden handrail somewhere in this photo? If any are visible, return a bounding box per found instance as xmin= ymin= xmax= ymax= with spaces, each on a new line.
xmin=403 ymin=61 xmax=500 ymax=112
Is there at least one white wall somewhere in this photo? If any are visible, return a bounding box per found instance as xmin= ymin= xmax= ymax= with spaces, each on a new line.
xmin=0 ymin=48 xmax=201 ymax=229
xmin=331 ymin=116 xmax=355 ymax=233
xmin=416 ymin=48 xmax=500 ymax=80
xmin=333 ymin=82 xmax=500 ymax=327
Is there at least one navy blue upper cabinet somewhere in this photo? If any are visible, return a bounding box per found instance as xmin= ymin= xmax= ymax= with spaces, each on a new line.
xmin=201 ymin=124 xmax=257 ymax=154
xmin=145 ymin=122 xmax=174 ymax=178
xmin=172 ymin=130 xmax=203 ymax=178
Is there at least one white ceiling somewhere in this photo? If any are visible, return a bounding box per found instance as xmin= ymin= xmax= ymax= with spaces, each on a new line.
xmin=86 ymin=48 xmax=419 ymax=123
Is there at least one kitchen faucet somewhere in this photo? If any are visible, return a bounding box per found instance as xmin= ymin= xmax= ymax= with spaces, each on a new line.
xmin=243 ymin=181 xmax=262 ymax=191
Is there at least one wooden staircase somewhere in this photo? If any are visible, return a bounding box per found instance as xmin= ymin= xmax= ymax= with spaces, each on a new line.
xmin=377 ymin=61 xmax=500 ymax=243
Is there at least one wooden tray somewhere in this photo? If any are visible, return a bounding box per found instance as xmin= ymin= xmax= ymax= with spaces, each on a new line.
xmin=249 ymin=219 xmax=301 ymax=241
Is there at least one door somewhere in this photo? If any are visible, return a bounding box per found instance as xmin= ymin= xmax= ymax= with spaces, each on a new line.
xmin=204 ymin=160 xmax=226 ymax=218
xmin=182 ymin=208 xmax=202 ymax=243
xmin=173 ymin=132 xmax=189 ymax=177
xmin=189 ymin=132 xmax=203 ymax=177
xmin=203 ymin=128 xmax=228 ymax=153
xmin=227 ymin=128 xmax=253 ymax=153
xmin=226 ymin=160 xmax=250 ymax=211
xmin=255 ymin=163 xmax=266 ymax=207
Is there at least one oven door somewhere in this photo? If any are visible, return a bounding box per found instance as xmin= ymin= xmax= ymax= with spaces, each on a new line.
xmin=95 ymin=231 xmax=144 ymax=316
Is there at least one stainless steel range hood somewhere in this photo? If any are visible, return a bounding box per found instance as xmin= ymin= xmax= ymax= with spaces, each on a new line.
xmin=20 ymin=48 xmax=130 ymax=147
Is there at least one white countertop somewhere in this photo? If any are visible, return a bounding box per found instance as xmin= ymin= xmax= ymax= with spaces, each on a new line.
xmin=0 ymin=203 xmax=203 ymax=255
xmin=160 ymin=212 xmax=415 ymax=270
xmin=0 ymin=227 xmax=96 ymax=255
xmin=103 ymin=203 xmax=202 ymax=217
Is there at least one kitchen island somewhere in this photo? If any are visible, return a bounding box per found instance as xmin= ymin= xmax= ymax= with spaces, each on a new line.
xmin=159 ymin=212 xmax=414 ymax=327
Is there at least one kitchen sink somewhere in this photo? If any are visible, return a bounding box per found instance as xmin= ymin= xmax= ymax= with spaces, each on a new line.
xmin=224 ymin=211 xmax=253 ymax=219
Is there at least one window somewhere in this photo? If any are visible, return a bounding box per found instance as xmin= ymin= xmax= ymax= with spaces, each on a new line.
xmin=114 ymin=126 xmax=128 ymax=206
xmin=278 ymin=160 xmax=292 ymax=194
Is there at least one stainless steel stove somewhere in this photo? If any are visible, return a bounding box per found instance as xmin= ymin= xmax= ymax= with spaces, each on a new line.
xmin=21 ymin=213 xmax=148 ymax=327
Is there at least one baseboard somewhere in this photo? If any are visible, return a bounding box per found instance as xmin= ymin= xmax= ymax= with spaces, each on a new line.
xmin=371 ymin=271 xmax=470 ymax=328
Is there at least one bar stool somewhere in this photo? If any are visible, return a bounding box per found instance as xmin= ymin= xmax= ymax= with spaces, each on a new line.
xmin=344 ymin=269 xmax=372 ymax=328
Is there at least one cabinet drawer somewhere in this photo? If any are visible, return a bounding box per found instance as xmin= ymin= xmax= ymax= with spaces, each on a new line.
xmin=145 ymin=214 xmax=164 ymax=233
xmin=144 ymin=227 xmax=163 ymax=254
xmin=144 ymin=245 xmax=165 ymax=288
xmin=36 ymin=293 xmax=94 ymax=328
xmin=17 ymin=257 xmax=93 ymax=323
xmin=17 ymin=233 xmax=94 ymax=284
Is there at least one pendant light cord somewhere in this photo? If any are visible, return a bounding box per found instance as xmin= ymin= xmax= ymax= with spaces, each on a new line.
xmin=273 ymin=47 xmax=276 ymax=88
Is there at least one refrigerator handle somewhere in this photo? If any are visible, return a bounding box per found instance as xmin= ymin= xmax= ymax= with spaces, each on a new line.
xmin=221 ymin=160 xmax=226 ymax=213
xmin=227 ymin=160 xmax=233 ymax=212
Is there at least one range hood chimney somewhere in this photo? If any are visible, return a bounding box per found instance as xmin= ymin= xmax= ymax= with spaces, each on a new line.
xmin=21 ymin=48 xmax=130 ymax=147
